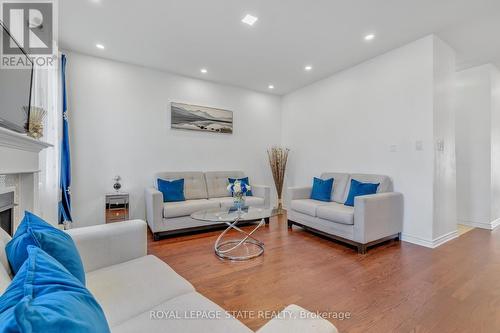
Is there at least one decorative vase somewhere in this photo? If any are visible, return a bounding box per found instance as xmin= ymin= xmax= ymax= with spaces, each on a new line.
xmin=233 ymin=195 xmax=245 ymax=212
xmin=267 ymin=147 xmax=290 ymax=215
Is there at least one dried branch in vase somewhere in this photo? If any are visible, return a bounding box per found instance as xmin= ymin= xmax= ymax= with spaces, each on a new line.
xmin=23 ymin=106 xmax=47 ymax=140
xmin=267 ymin=147 xmax=290 ymax=214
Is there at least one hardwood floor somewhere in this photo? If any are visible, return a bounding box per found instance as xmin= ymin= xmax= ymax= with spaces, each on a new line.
xmin=148 ymin=213 xmax=500 ymax=332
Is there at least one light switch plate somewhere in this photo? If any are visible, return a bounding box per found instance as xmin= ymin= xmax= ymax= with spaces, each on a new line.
xmin=436 ymin=139 xmax=445 ymax=151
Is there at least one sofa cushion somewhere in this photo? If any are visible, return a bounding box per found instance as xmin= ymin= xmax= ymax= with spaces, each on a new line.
xmin=155 ymin=172 xmax=208 ymax=200
xmin=163 ymin=199 xmax=220 ymax=219
xmin=157 ymin=178 xmax=185 ymax=202
xmin=257 ymin=304 xmax=338 ymax=333
xmin=320 ymin=173 xmax=350 ymax=203
xmin=316 ymin=203 xmax=355 ymax=225
xmin=211 ymin=196 xmax=265 ymax=209
xmin=86 ymin=255 xmax=195 ymax=327
xmin=344 ymin=179 xmax=379 ymax=207
xmin=290 ymin=199 xmax=330 ymax=217
xmin=310 ymin=177 xmax=334 ymax=202
xmin=350 ymin=173 xmax=393 ymax=193
xmin=0 ymin=227 xmax=12 ymax=277
xmin=0 ymin=246 xmax=109 ymax=333
xmin=112 ymin=292 xmax=252 ymax=332
xmin=6 ymin=211 xmax=85 ymax=285
xmin=0 ymin=264 xmax=10 ymax=295
xmin=205 ymin=171 xmax=245 ymax=198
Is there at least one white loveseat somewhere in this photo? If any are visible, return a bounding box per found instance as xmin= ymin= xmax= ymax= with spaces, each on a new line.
xmin=145 ymin=171 xmax=271 ymax=240
xmin=0 ymin=220 xmax=338 ymax=333
xmin=287 ymin=173 xmax=404 ymax=253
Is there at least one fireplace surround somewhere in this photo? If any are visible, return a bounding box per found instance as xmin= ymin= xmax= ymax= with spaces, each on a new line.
xmin=0 ymin=191 xmax=14 ymax=236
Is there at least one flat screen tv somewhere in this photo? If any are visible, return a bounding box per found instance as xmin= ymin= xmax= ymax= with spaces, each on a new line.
xmin=0 ymin=20 xmax=33 ymax=133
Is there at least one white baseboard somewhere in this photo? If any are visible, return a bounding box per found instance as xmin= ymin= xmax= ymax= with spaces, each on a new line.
xmin=459 ymin=219 xmax=500 ymax=230
xmin=401 ymin=230 xmax=458 ymax=249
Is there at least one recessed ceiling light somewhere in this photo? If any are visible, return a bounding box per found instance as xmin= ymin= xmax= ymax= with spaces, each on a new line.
xmin=268 ymin=84 xmax=274 ymax=90
xmin=242 ymin=14 xmax=258 ymax=26
xmin=364 ymin=34 xmax=375 ymax=41
xmin=304 ymin=65 xmax=313 ymax=71
xmin=200 ymin=68 xmax=208 ymax=74
xmin=96 ymin=43 xmax=105 ymax=49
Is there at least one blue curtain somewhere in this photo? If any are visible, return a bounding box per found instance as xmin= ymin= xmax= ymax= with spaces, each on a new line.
xmin=58 ymin=54 xmax=72 ymax=224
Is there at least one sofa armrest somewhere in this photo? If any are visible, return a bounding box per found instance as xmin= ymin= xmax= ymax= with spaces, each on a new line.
xmin=252 ymin=184 xmax=271 ymax=207
xmin=257 ymin=304 xmax=338 ymax=333
xmin=145 ymin=187 xmax=164 ymax=233
xmin=353 ymin=192 xmax=404 ymax=244
xmin=66 ymin=220 xmax=147 ymax=273
xmin=288 ymin=186 xmax=312 ymax=201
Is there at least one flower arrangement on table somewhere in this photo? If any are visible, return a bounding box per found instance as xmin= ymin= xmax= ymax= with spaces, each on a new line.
xmin=227 ymin=180 xmax=251 ymax=210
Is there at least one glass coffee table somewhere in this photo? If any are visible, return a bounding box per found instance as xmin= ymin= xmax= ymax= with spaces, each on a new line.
xmin=191 ymin=206 xmax=278 ymax=261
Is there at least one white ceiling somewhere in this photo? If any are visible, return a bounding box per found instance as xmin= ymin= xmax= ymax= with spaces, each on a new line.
xmin=59 ymin=0 xmax=500 ymax=95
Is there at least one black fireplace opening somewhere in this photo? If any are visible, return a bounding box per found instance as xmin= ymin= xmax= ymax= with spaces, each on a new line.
xmin=0 ymin=208 xmax=12 ymax=236
xmin=0 ymin=191 xmax=14 ymax=236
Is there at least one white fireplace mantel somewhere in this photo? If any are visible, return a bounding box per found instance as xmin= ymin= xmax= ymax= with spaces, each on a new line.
xmin=0 ymin=126 xmax=52 ymax=174
xmin=0 ymin=126 xmax=53 ymax=231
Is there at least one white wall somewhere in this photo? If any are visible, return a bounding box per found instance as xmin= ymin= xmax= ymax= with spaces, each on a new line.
xmin=456 ymin=64 xmax=500 ymax=229
xmin=456 ymin=65 xmax=492 ymax=226
xmin=491 ymin=67 xmax=500 ymax=224
xmin=282 ymin=35 xmax=457 ymax=244
xmin=432 ymin=37 xmax=457 ymax=240
xmin=64 ymin=51 xmax=281 ymax=227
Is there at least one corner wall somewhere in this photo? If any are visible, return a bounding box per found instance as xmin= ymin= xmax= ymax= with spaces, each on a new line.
xmin=456 ymin=64 xmax=500 ymax=229
xmin=281 ymin=35 xmax=457 ymax=246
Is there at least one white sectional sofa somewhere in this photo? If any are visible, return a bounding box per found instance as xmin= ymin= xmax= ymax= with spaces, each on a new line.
xmin=287 ymin=173 xmax=404 ymax=253
xmin=0 ymin=220 xmax=338 ymax=333
xmin=145 ymin=171 xmax=271 ymax=240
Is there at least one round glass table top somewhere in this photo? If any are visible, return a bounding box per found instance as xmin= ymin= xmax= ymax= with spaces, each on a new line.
xmin=191 ymin=206 xmax=278 ymax=223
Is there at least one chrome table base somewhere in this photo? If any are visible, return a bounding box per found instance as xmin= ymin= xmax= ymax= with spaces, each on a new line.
xmin=214 ymin=217 xmax=265 ymax=260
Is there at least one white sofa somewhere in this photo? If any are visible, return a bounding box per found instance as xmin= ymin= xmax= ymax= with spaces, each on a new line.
xmin=287 ymin=173 xmax=404 ymax=253
xmin=0 ymin=220 xmax=338 ymax=333
xmin=145 ymin=171 xmax=271 ymax=240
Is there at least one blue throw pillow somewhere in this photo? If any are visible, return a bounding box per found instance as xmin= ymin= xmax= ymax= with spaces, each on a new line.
xmin=6 ymin=211 xmax=85 ymax=285
xmin=157 ymin=178 xmax=185 ymax=202
xmin=0 ymin=246 xmax=110 ymax=333
xmin=228 ymin=177 xmax=253 ymax=196
xmin=310 ymin=177 xmax=334 ymax=202
xmin=344 ymin=179 xmax=380 ymax=207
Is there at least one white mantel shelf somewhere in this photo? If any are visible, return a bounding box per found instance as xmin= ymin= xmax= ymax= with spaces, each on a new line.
xmin=0 ymin=126 xmax=52 ymax=153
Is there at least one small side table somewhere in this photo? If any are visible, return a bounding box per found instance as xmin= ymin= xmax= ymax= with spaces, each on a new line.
xmin=105 ymin=193 xmax=129 ymax=223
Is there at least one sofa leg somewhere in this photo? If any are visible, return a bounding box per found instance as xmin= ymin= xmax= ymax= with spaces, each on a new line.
xmin=264 ymin=217 xmax=270 ymax=225
xmin=396 ymin=232 xmax=402 ymax=241
xmin=287 ymin=220 xmax=293 ymax=229
xmin=357 ymin=244 xmax=367 ymax=254
xmin=153 ymin=233 xmax=160 ymax=241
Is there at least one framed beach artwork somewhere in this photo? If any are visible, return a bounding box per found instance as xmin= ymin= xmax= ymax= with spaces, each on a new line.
xmin=171 ymin=102 xmax=233 ymax=134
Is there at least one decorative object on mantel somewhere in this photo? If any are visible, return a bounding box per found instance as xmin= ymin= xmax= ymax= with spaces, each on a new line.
xmin=171 ymin=102 xmax=233 ymax=134
xmin=267 ymin=146 xmax=290 ymax=214
xmin=227 ymin=180 xmax=251 ymax=212
xmin=23 ymin=106 xmax=47 ymax=140
xmin=113 ymin=175 xmax=122 ymax=192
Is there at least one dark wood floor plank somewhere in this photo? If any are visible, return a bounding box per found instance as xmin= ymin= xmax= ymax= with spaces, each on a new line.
xmin=147 ymin=214 xmax=500 ymax=332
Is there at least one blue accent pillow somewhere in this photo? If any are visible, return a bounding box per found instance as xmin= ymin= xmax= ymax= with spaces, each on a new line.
xmin=344 ymin=179 xmax=380 ymax=207
xmin=228 ymin=177 xmax=253 ymax=196
xmin=6 ymin=211 xmax=86 ymax=285
xmin=310 ymin=177 xmax=334 ymax=202
xmin=0 ymin=246 xmax=110 ymax=333
xmin=157 ymin=178 xmax=185 ymax=202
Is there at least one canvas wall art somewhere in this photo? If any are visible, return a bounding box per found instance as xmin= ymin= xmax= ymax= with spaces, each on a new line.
xmin=171 ymin=102 xmax=233 ymax=134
